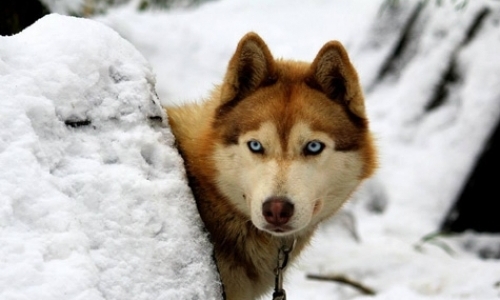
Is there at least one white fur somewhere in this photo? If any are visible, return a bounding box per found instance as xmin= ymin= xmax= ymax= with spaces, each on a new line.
xmin=214 ymin=121 xmax=364 ymax=236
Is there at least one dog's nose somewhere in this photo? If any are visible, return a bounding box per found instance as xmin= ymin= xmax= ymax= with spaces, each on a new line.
xmin=262 ymin=197 xmax=294 ymax=226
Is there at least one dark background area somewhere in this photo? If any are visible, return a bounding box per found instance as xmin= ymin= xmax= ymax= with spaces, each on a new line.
xmin=441 ymin=119 xmax=500 ymax=233
xmin=0 ymin=0 xmax=49 ymax=36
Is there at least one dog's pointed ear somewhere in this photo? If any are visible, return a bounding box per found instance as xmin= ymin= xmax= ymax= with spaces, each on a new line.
xmin=308 ymin=41 xmax=366 ymax=119
xmin=220 ymin=32 xmax=277 ymax=104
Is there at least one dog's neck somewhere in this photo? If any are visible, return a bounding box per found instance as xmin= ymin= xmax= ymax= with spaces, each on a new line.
xmin=195 ymin=180 xmax=313 ymax=298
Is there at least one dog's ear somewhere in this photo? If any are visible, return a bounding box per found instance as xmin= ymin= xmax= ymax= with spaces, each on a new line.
xmin=308 ymin=41 xmax=366 ymax=119
xmin=220 ymin=32 xmax=277 ymax=104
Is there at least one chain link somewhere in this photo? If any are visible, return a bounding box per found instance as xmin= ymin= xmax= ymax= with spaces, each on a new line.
xmin=271 ymin=239 xmax=296 ymax=300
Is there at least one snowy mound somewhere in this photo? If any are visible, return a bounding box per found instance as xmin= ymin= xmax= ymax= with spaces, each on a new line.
xmin=0 ymin=14 xmax=221 ymax=300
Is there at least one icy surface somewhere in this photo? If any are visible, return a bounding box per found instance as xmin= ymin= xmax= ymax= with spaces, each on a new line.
xmin=0 ymin=14 xmax=221 ymax=300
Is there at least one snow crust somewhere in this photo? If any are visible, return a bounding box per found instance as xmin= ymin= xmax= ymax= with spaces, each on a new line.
xmin=0 ymin=14 xmax=221 ymax=300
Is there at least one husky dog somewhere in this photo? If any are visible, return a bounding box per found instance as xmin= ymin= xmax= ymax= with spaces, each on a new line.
xmin=166 ymin=32 xmax=377 ymax=300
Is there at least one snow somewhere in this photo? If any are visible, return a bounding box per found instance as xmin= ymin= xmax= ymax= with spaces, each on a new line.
xmin=0 ymin=14 xmax=221 ymax=300
xmin=40 ymin=0 xmax=84 ymax=15
xmin=97 ymin=0 xmax=382 ymax=104
xmin=2 ymin=0 xmax=500 ymax=299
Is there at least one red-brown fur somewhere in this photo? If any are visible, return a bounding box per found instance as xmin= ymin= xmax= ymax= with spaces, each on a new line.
xmin=166 ymin=32 xmax=377 ymax=300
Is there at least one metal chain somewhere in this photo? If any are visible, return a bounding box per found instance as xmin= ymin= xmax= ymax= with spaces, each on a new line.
xmin=272 ymin=239 xmax=296 ymax=300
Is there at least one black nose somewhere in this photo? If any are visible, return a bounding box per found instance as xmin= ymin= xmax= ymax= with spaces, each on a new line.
xmin=262 ymin=197 xmax=294 ymax=226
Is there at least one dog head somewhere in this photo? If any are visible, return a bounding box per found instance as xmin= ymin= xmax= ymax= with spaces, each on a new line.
xmin=211 ymin=33 xmax=376 ymax=236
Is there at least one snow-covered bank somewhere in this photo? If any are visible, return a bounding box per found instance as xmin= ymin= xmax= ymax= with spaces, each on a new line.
xmin=0 ymin=14 xmax=221 ymax=300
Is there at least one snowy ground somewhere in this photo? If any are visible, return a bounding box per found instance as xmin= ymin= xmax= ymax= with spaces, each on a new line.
xmin=2 ymin=0 xmax=500 ymax=299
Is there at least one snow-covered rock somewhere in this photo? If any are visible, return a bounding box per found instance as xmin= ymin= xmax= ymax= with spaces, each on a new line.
xmin=0 ymin=14 xmax=221 ymax=300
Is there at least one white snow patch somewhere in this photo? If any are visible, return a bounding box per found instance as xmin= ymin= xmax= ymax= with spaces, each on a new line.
xmin=0 ymin=14 xmax=221 ymax=300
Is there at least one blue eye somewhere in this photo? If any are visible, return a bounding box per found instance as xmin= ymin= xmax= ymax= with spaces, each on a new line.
xmin=247 ymin=140 xmax=264 ymax=154
xmin=304 ymin=141 xmax=325 ymax=156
